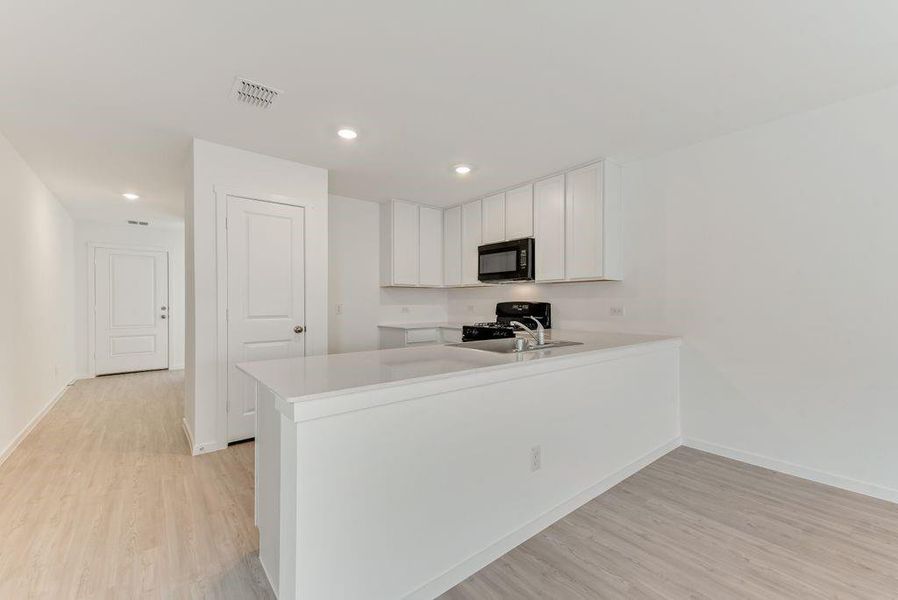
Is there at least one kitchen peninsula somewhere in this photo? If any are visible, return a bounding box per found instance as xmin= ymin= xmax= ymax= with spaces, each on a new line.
xmin=238 ymin=330 xmax=681 ymax=600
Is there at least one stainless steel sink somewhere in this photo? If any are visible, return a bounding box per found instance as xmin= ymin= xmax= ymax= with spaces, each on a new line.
xmin=447 ymin=338 xmax=583 ymax=354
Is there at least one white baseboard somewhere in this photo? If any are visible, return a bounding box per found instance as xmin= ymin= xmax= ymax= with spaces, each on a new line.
xmin=406 ymin=435 xmax=683 ymax=600
xmin=180 ymin=419 xmax=227 ymax=456
xmin=683 ymin=437 xmax=898 ymax=505
xmin=0 ymin=378 xmax=75 ymax=467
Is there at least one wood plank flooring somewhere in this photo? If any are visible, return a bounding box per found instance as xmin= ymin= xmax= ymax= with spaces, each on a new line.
xmin=0 ymin=370 xmax=273 ymax=599
xmin=3 ymin=371 xmax=897 ymax=599
xmin=441 ymin=446 xmax=898 ymax=600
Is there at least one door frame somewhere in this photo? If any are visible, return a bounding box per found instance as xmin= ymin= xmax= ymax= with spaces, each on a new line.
xmin=214 ymin=187 xmax=311 ymax=443
xmin=87 ymin=242 xmax=171 ymax=378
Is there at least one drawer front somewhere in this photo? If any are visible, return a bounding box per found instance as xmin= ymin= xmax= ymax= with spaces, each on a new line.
xmin=406 ymin=328 xmax=439 ymax=344
xmin=440 ymin=328 xmax=462 ymax=343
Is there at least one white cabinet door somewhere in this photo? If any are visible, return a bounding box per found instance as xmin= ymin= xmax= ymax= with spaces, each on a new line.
xmin=392 ymin=200 xmax=420 ymax=285
xmin=461 ymin=200 xmax=482 ymax=284
xmin=94 ymin=247 xmax=169 ymax=375
xmin=505 ymin=184 xmax=533 ymax=239
xmin=533 ymin=175 xmax=565 ymax=281
xmin=481 ymin=193 xmax=506 ymax=244
xmin=226 ymin=195 xmax=306 ymax=442
xmin=443 ymin=205 xmax=462 ymax=286
xmin=419 ymin=206 xmax=443 ymax=286
xmin=565 ymin=163 xmax=604 ymax=279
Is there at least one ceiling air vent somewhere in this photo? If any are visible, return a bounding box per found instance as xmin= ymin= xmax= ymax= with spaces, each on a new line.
xmin=127 ymin=220 xmax=149 ymax=226
xmin=231 ymin=77 xmax=282 ymax=109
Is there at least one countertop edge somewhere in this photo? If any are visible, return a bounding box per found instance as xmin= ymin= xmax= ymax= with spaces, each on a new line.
xmin=245 ymin=336 xmax=681 ymax=423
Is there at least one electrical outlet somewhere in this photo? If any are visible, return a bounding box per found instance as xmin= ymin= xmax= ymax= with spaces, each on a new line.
xmin=610 ymin=305 xmax=625 ymax=317
xmin=401 ymin=306 xmax=411 ymax=314
xmin=530 ymin=445 xmax=542 ymax=472
xmin=335 ymin=304 xmax=343 ymax=315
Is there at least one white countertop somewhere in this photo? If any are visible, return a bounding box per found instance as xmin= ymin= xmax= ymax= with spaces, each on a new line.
xmin=238 ymin=330 xmax=679 ymax=410
xmin=376 ymin=321 xmax=464 ymax=330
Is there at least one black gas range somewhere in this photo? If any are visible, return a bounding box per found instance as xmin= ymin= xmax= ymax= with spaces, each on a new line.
xmin=462 ymin=302 xmax=551 ymax=342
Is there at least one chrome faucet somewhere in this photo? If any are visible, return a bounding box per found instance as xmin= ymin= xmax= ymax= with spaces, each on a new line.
xmin=510 ymin=317 xmax=546 ymax=346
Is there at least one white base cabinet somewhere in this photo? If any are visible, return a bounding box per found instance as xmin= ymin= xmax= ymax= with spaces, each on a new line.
xmin=378 ymin=325 xmax=463 ymax=349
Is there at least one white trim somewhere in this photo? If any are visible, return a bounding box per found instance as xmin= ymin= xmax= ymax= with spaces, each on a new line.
xmin=182 ymin=416 xmax=227 ymax=456
xmin=405 ymin=436 xmax=683 ymax=600
xmin=87 ymin=242 xmax=171 ymax=377
xmin=181 ymin=417 xmax=195 ymax=452
xmin=214 ymin=186 xmax=312 ymax=447
xmin=683 ymin=437 xmax=898 ymax=505
xmin=0 ymin=379 xmax=75 ymax=467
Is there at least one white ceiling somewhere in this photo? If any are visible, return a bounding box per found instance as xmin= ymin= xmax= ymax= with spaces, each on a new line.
xmin=3 ymin=1 xmax=898 ymax=223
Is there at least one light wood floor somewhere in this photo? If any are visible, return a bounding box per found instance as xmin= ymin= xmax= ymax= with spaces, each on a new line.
xmin=442 ymin=446 xmax=898 ymax=600
xmin=3 ymin=372 xmax=898 ymax=599
xmin=0 ymin=370 xmax=273 ymax=599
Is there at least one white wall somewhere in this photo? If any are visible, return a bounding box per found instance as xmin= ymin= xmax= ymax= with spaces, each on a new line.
xmin=72 ymin=221 xmax=185 ymax=376
xmin=0 ymin=129 xmax=76 ymax=462
xmin=329 ymin=194 xmax=447 ymax=354
xmin=631 ymin=85 xmax=898 ymax=500
xmin=185 ymin=139 xmax=329 ymax=453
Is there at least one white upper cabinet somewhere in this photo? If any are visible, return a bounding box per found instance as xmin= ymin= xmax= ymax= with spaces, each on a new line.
xmin=504 ymin=184 xmax=533 ymax=239
xmin=564 ymin=161 xmax=622 ymax=280
xmin=481 ymin=193 xmax=506 ymax=244
xmin=443 ymin=206 xmax=462 ymax=286
xmin=533 ymin=174 xmax=566 ymax=281
xmin=380 ymin=200 xmax=419 ymax=286
xmin=419 ymin=206 xmax=444 ymax=286
xmin=381 ymin=160 xmax=622 ymax=288
xmin=461 ymin=200 xmax=482 ymax=285
xmin=381 ymin=200 xmax=445 ymax=287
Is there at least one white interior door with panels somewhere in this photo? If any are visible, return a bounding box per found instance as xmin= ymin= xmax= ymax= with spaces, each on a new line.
xmin=226 ymin=195 xmax=306 ymax=442
xmin=92 ymin=246 xmax=169 ymax=375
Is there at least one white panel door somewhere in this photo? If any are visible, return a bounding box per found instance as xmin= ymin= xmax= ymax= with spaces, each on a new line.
xmin=419 ymin=206 xmax=443 ymax=286
xmin=481 ymin=193 xmax=506 ymax=244
xmin=227 ymin=196 xmax=306 ymax=442
xmin=533 ymin=174 xmax=565 ymax=281
xmin=461 ymin=200 xmax=482 ymax=284
xmin=565 ymin=163 xmax=605 ymax=279
xmin=392 ymin=200 xmax=420 ymax=285
xmin=94 ymin=247 xmax=169 ymax=375
xmin=443 ymin=206 xmax=462 ymax=286
xmin=505 ymin=184 xmax=533 ymax=239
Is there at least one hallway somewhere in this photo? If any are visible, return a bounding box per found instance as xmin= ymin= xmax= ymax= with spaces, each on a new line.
xmin=0 ymin=371 xmax=273 ymax=599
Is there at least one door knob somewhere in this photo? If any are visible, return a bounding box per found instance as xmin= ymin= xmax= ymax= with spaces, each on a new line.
xmin=161 ymin=306 xmax=167 ymax=311
xmin=161 ymin=315 xmax=167 ymax=319
xmin=293 ymin=325 xmax=305 ymax=334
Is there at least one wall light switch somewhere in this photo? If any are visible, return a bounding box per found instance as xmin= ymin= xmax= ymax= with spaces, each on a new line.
xmin=336 ymin=304 xmax=343 ymax=315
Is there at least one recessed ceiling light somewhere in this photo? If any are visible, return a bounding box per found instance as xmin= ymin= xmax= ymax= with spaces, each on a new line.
xmin=453 ymin=164 xmax=472 ymax=175
xmin=337 ymin=128 xmax=358 ymax=140
xmin=122 ymin=193 xmax=140 ymax=201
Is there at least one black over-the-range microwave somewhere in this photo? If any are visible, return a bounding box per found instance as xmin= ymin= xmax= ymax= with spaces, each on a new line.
xmin=477 ymin=237 xmax=535 ymax=282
